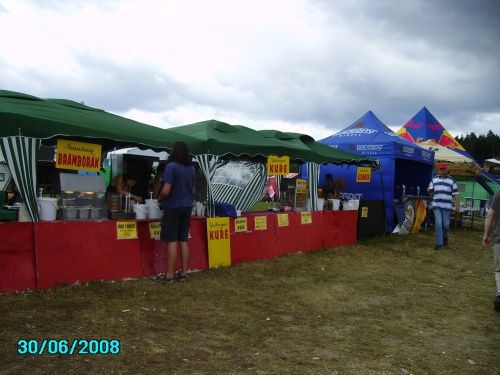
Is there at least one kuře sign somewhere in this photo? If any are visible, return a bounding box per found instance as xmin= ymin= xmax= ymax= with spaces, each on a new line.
xmin=56 ymin=139 xmax=102 ymax=172
xmin=266 ymin=155 xmax=290 ymax=176
xmin=207 ymin=217 xmax=231 ymax=268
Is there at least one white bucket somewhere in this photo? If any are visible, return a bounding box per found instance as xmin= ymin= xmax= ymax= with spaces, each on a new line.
xmin=145 ymin=199 xmax=161 ymax=219
xmin=16 ymin=203 xmax=32 ymax=222
xmin=195 ymin=202 xmax=205 ymax=217
xmin=347 ymin=199 xmax=360 ymax=210
xmin=329 ymin=199 xmax=340 ymax=211
xmin=133 ymin=204 xmax=148 ymax=219
xmin=37 ymin=197 xmax=58 ymax=221
xmin=317 ymin=198 xmax=325 ymax=211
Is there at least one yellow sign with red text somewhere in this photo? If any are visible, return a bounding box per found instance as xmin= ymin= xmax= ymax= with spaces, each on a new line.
xmin=148 ymin=222 xmax=161 ymax=240
xmin=207 ymin=217 xmax=231 ymax=268
xmin=266 ymin=155 xmax=290 ymax=176
xmin=277 ymin=213 xmax=289 ymax=227
xmin=56 ymin=139 xmax=102 ymax=172
xmin=296 ymin=179 xmax=308 ymax=194
xmin=234 ymin=217 xmax=248 ymax=233
xmin=301 ymin=211 xmax=312 ymax=224
xmin=356 ymin=167 xmax=372 ymax=183
xmin=116 ymin=221 xmax=138 ymax=240
xmin=254 ymin=216 xmax=268 ymax=230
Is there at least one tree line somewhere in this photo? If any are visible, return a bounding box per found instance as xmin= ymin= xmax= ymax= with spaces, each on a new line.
xmin=456 ymin=130 xmax=499 ymax=164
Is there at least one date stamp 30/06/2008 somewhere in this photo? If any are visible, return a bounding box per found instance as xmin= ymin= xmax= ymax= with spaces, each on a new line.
xmin=17 ymin=339 xmax=121 ymax=356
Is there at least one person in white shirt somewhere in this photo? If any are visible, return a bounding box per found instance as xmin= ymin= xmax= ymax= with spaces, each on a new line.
xmin=427 ymin=163 xmax=460 ymax=250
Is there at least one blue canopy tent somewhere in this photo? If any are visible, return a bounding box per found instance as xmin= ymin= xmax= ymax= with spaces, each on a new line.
xmin=316 ymin=111 xmax=435 ymax=233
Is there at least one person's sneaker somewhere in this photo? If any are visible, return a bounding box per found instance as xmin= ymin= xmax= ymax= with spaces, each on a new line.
xmin=434 ymin=245 xmax=443 ymax=250
xmin=495 ymin=294 xmax=500 ymax=312
xmin=176 ymin=272 xmax=188 ymax=282
xmin=443 ymin=237 xmax=448 ymax=246
xmin=151 ymin=274 xmax=175 ymax=284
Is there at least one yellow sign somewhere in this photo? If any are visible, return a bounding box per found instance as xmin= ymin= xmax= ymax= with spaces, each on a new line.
xmin=234 ymin=217 xmax=248 ymax=233
xmin=356 ymin=167 xmax=371 ymax=183
xmin=56 ymin=139 xmax=102 ymax=172
xmin=207 ymin=217 xmax=231 ymax=268
xmin=277 ymin=213 xmax=289 ymax=227
xmin=296 ymin=179 xmax=308 ymax=194
xmin=361 ymin=207 xmax=368 ymax=218
xmin=116 ymin=221 xmax=138 ymax=240
xmin=254 ymin=216 xmax=267 ymax=230
xmin=148 ymin=222 xmax=161 ymax=240
xmin=411 ymin=198 xmax=428 ymax=234
xmin=267 ymin=155 xmax=290 ymax=176
xmin=301 ymin=211 xmax=312 ymax=224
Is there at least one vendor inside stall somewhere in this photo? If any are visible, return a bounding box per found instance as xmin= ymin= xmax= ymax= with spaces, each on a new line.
xmin=107 ymin=173 xmax=143 ymax=203
xmin=321 ymin=173 xmax=340 ymax=199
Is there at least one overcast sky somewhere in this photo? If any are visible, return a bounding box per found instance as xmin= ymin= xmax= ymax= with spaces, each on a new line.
xmin=1 ymin=0 xmax=499 ymax=140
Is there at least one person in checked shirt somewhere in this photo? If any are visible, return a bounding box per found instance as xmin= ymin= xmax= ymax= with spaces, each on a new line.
xmin=427 ymin=163 xmax=460 ymax=250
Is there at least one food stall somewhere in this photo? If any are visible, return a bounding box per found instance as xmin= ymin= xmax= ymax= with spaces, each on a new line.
xmin=0 ymin=91 xmax=375 ymax=293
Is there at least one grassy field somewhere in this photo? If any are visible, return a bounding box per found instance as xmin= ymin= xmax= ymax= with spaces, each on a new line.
xmin=1 ymin=221 xmax=499 ymax=374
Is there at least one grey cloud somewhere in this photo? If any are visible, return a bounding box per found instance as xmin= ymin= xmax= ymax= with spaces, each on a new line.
xmin=0 ymin=54 xmax=190 ymax=116
xmin=1 ymin=0 xmax=498 ymax=136
xmin=198 ymin=0 xmax=500 ymax=134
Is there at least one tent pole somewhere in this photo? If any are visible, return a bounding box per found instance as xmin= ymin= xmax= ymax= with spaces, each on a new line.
xmin=377 ymin=166 xmax=388 ymax=234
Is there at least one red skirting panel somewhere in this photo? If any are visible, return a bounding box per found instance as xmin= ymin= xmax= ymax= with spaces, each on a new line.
xmin=322 ymin=210 xmax=358 ymax=247
xmin=230 ymin=213 xmax=279 ymax=264
xmin=0 ymin=222 xmax=36 ymax=293
xmin=35 ymin=221 xmax=143 ymax=289
xmin=1 ymin=211 xmax=357 ymax=293
xmin=136 ymin=218 xmax=209 ymax=277
xmin=275 ymin=212 xmax=325 ymax=255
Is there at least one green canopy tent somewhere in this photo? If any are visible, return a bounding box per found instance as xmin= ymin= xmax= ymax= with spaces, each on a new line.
xmin=169 ymin=120 xmax=376 ymax=214
xmin=0 ymin=90 xmax=197 ymax=221
xmin=0 ymin=90 xmax=197 ymax=150
xmin=168 ymin=119 xmax=311 ymax=216
xmin=259 ymin=130 xmax=378 ymax=210
xmin=168 ymin=119 xmax=315 ymax=162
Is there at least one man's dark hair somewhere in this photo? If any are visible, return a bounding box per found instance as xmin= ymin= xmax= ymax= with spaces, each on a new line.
xmin=168 ymin=141 xmax=192 ymax=166
xmin=325 ymin=173 xmax=333 ymax=180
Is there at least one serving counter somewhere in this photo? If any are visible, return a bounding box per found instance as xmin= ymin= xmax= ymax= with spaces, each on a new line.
xmin=0 ymin=210 xmax=358 ymax=293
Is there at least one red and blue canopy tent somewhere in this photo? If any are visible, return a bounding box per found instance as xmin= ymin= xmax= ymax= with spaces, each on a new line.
xmin=397 ymin=106 xmax=499 ymax=194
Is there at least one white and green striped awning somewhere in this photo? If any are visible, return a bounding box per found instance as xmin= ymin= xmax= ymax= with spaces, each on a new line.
xmin=0 ymin=136 xmax=40 ymax=221
xmin=307 ymin=162 xmax=320 ymax=211
xmin=195 ymin=154 xmax=220 ymax=217
xmin=212 ymin=161 xmax=267 ymax=213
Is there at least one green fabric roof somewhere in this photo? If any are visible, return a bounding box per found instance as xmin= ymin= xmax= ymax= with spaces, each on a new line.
xmin=0 ymin=90 xmax=195 ymax=151
xmin=0 ymin=90 xmax=376 ymax=165
xmin=169 ymin=120 xmax=375 ymax=164
xmin=168 ymin=119 xmax=307 ymax=160
xmin=258 ymin=130 xmax=377 ymax=165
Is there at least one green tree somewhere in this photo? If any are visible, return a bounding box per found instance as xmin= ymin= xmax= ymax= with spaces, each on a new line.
xmin=456 ymin=130 xmax=499 ymax=163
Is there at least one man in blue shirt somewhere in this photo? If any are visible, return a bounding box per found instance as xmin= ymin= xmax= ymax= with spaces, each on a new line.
xmin=427 ymin=163 xmax=460 ymax=250
xmin=157 ymin=141 xmax=195 ymax=283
